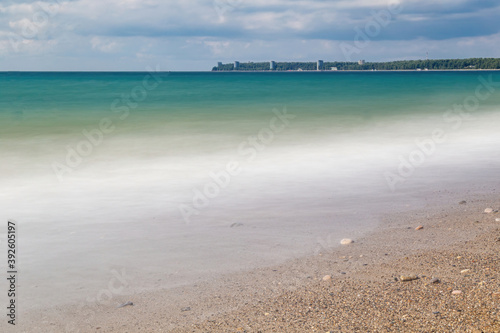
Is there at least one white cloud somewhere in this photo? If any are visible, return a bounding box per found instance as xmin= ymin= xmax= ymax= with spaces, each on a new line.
xmin=90 ymin=36 xmax=120 ymax=53
xmin=0 ymin=0 xmax=498 ymax=70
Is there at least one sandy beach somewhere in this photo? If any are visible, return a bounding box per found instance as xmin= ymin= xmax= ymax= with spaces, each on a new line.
xmin=19 ymin=191 xmax=499 ymax=332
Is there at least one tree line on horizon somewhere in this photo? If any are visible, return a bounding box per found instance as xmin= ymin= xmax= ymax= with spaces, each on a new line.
xmin=212 ymin=58 xmax=500 ymax=71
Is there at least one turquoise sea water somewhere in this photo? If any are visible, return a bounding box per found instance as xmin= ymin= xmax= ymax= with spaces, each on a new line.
xmin=1 ymin=71 xmax=500 ymax=310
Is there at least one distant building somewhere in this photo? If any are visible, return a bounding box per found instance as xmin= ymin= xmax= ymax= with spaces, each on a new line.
xmin=234 ymin=61 xmax=240 ymax=70
xmin=270 ymin=61 xmax=276 ymax=70
xmin=331 ymin=67 xmax=338 ymax=71
xmin=358 ymin=60 xmax=365 ymax=65
xmin=217 ymin=62 xmax=222 ymax=69
xmin=317 ymin=60 xmax=323 ymax=71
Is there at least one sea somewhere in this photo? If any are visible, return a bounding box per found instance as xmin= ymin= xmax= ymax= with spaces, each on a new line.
xmin=1 ymin=71 xmax=499 ymax=310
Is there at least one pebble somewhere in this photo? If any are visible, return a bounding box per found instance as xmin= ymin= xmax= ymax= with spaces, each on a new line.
xmin=116 ymin=301 xmax=134 ymax=308
xmin=400 ymin=274 xmax=419 ymax=282
xmin=322 ymin=275 xmax=331 ymax=281
xmin=460 ymin=269 xmax=470 ymax=274
xmin=415 ymin=225 xmax=424 ymax=230
xmin=459 ymin=200 xmax=466 ymax=205
xmin=340 ymin=239 xmax=354 ymax=245
xmin=495 ymin=218 xmax=500 ymax=222
xmin=452 ymin=290 xmax=462 ymax=295
xmin=181 ymin=307 xmax=191 ymax=312
xmin=430 ymin=277 xmax=440 ymax=284
xmin=484 ymin=208 xmax=493 ymax=213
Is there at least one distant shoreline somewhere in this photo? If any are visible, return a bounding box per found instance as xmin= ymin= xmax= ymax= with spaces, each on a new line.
xmin=1 ymin=69 xmax=500 ymax=74
xmin=211 ymin=69 xmax=500 ymax=72
xmin=213 ymin=57 xmax=500 ymax=72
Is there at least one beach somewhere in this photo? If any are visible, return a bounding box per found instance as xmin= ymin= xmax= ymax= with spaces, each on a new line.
xmin=19 ymin=191 xmax=500 ymax=332
xmin=1 ymin=71 xmax=499 ymax=332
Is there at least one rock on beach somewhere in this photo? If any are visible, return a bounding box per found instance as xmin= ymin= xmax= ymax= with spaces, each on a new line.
xmin=400 ymin=274 xmax=419 ymax=282
xmin=340 ymin=238 xmax=354 ymax=245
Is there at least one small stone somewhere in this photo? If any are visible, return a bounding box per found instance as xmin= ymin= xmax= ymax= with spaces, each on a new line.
xmin=484 ymin=208 xmax=494 ymax=213
xmin=322 ymin=275 xmax=331 ymax=281
xmin=459 ymin=201 xmax=466 ymax=205
xmin=400 ymin=274 xmax=419 ymax=282
xmin=181 ymin=307 xmax=191 ymax=312
xmin=264 ymin=312 xmax=270 ymax=316
xmin=430 ymin=277 xmax=440 ymax=284
xmin=432 ymin=311 xmax=440 ymax=315
xmin=116 ymin=301 xmax=134 ymax=308
xmin=452 ymin=290 xmax=462 ymax=295
xmin=456 ymin=256 xmax=462 ymax=259
xmin=460 ymin=269 xmax=470 ymax=274
xmin=495 ymin=218 xmax=500 ymax=222
xmin=415 ymin=225 xmax=424 ymax=230
xmin=340 ymin=238 xmax=354 ymax=245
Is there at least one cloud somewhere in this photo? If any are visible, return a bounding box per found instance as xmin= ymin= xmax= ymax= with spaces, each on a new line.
xmin=0 ymin=0 xmax=499 ymax=70
xmin=90 ymin=36 xmax=120 ymax=53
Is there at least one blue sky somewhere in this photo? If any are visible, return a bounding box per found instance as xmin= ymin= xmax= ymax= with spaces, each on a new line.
xmin=0 ymin=0 xmax=499 ymax=71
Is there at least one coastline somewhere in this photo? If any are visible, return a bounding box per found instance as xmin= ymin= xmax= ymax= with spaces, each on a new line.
xmin=19 ymin=190 xmax=500 ymax=332
xmin=211 ymin=69 xmax=500 ymax=73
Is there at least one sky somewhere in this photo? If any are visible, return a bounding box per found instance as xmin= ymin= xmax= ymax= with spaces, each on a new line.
xmin=0 ymin=0 xmax=499 ymax=71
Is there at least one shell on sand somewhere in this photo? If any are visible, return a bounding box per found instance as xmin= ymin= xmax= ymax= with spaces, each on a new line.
xmin=340 ymin=238 xmax=354 ymax=245
xmin=484 ymin=208 xmax=494 ymax=213
xmin=415 ymin=225 xmax=424 ymax=230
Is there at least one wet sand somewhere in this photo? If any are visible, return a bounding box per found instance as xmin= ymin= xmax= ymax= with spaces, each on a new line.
xmin=18 ymin=191 xmax=500 ymax=332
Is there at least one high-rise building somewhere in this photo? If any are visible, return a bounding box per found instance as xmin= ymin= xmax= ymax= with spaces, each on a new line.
xmin=270 ymin=61 xmax=276 ymax=70
xmin=234 ymin=61 xmax=240 ymax=70
xmin=358 ymin=60 xmax=365 ymax=65
xmin=317 ymin=60 xmax=323 ymax=71
xmin=217 ymin=62 xmax=222 ymax=68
